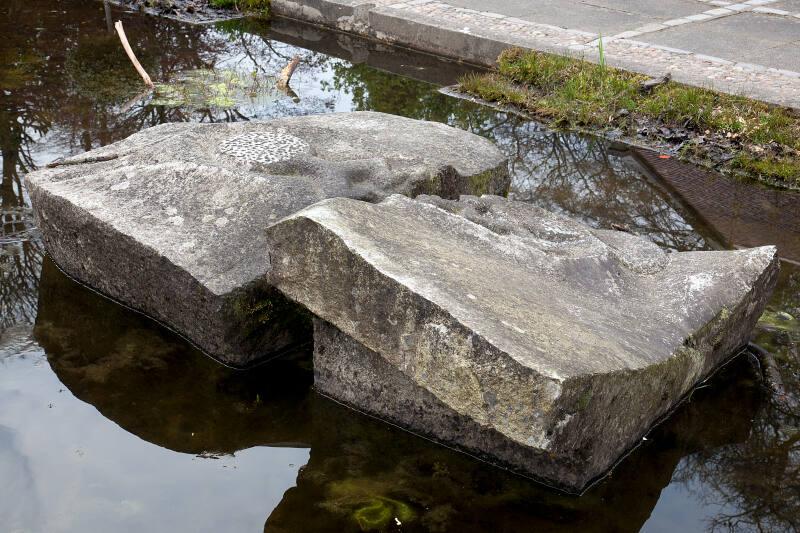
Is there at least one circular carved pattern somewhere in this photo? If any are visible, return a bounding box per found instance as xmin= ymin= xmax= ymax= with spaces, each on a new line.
xmin=217 ymin=132 xmax=309 ymax=164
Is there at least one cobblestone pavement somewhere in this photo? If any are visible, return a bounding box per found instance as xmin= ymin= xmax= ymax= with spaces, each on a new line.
xmin=272 ymin=0 xmax=800 ymax=108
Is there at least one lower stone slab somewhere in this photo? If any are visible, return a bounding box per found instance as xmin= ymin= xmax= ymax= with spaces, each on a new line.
xmin=268 ymin=194 xmax=779 ymax=492
xmin=311 ymin=317 xmax=747 ymax=493
xmin=313 ymin=318 xmax=588 ymax=491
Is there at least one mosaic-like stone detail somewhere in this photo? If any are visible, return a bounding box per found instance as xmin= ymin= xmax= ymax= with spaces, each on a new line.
xmin=218 ymin=132 xmax=310 ymax=164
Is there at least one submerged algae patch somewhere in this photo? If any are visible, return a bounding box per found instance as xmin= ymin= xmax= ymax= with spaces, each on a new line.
xmin=324 ymin=478 xmax=417 ymax=531
xmin=354 ymin=497 xmax=415 ymax=530
xmin=758 ymin=310 xmax=799 ymax=336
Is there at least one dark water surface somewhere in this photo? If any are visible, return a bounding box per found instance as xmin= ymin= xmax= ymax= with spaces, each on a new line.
xmin=1 ymin=1 xmax=798 ymax=531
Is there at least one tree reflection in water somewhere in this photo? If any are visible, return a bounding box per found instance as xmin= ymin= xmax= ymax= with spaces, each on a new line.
xmin=0 ymin=0 xmax=246 ymax=333
xmin=673 ymin=398 xmax=799 ymax=532
xmin=0 ymin=1 xmax=798 ymax=529
xmin=672 ymin=267 xmax=799 ymax=532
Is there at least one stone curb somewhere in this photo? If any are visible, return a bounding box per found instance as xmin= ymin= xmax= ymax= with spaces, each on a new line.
xmin=271 ymin=0 xmax=800 ymax=109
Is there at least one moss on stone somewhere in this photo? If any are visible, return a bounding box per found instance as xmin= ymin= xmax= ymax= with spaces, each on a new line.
xmin=469 ymin=167 xmax=509 ymax=197
xmin=410 ymin=166 xmax=509 ymax=199
xmin=576 ymin=390 xmax=592 ymax=411
xmin=225 ymin=283 xmax=312 ymax=354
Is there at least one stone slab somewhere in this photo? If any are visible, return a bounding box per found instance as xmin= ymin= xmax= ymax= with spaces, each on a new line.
xmin=266 ymin=194 xmax=779 ymax=491
xmin=25 ymin=112 xmax=509 ymax=366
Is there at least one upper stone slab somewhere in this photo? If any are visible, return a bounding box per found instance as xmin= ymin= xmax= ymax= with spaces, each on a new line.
xmin=26 ymin=112 xmax=509 ymax=365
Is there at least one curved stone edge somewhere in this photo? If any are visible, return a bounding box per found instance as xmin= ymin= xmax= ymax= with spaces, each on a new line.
xmin=26 ymin=179 xmax=309 ymax=368
xmin=310 ymin=254 xmax=779 ymax=491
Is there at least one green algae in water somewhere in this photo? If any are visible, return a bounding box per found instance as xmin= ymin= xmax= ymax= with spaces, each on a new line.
xmin=353 ymin=497 xmax=415 ymax=530
xmin=758 ymin=310 xmax=799 ymax=336
xmin=323 ymin=478 xmax=417 ymax=531
xmin=151 ymin=68 xmax=280 ymax=109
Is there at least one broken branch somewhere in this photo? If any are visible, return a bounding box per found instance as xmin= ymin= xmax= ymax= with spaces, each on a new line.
xmin=115 ymin=20 xmax=155 ymax=89
xmin=277 ymin=55 xmax=301 ymax=93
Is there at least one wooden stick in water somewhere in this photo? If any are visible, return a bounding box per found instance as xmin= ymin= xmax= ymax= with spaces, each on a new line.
xmin=278 ymin=55 xmax=301 ymax=91
xmin=114 ymin=20 xmax=155 ymax=89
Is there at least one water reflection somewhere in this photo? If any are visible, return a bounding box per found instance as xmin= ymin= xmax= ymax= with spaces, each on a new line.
xmin=36 ymin=259 xmax=314 ymax=454
xmin=0 ymin=0 xmax=798 ymax=530
xmin=0 ymin=346 xmax=308 ymax=533
xmin=491 ymin=126 xmax=713 ymax=252
xmin=0 ymin=425 xmax=40 ymax=532
xmin=266 ymin=357 xmax=764 ymax=533
xmin=31 ymin=258 xmax=771 ymax=533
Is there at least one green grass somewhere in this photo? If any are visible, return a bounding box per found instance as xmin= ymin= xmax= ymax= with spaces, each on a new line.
xmin=733 ymin=155 xmax=800 ymax=183
xmin=209 ymin=0 xmax=270 ymax=14
xmin=459 ymin=47 xmax=800 ymax=188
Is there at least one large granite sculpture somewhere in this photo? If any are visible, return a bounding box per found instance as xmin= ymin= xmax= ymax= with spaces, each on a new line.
xmin=26 ymin=112 xmax=509 ymax=366
xmin=264 ymin=194 xmax=778 ymax=491
xmin=27 ymin=111 xmax=778 ymax=492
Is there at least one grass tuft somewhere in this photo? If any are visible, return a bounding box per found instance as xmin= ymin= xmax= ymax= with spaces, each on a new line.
xmin=732 ymin=155 xmax=800 ymax=184
xmin=459 ymin=72 xmax=527 ymax=106
xmin=459 ymin=47 xmax=800 ymax=188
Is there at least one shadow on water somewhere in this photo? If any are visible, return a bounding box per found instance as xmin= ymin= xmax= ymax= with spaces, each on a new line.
xmin=0 ymin=0 xmax=798 ymax=531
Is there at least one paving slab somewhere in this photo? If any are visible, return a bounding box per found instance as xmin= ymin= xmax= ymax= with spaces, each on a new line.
xmin=25 ymin=112 xmax=509 ymax=366
xmin=770 ymin=0 xmax=800 ymax=11
xmin=645 ymin=12 xmax=800 ymax=71
xmin=447 ymin=0 xmax=704 ymax=34
xmin=266 ymin=193 xmax=779 ymax=491
xmin=446 ymin=0 xmax=648 ymax=35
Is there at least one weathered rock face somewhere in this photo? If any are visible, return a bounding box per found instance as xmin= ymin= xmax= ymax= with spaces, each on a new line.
xmin=26 ymin=112 xmax=509 ymax=366
xmin=265 ymin=194 xmax=779 ymax=492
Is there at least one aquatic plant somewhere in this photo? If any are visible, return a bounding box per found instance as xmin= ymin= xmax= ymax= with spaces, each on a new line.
xmin=353 ymin=497 xmax=415 ymax=530
xmin=322 ymin=478 xmax=417 ymax=531
xmin=150 ymin=68 xmax=280 ymax=110
xmin=758 ymin=310 xmax=799 ymax=336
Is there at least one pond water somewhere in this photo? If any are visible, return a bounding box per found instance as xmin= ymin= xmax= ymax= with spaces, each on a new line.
xmin=1 ymin=1 xmax=798 ymax=532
